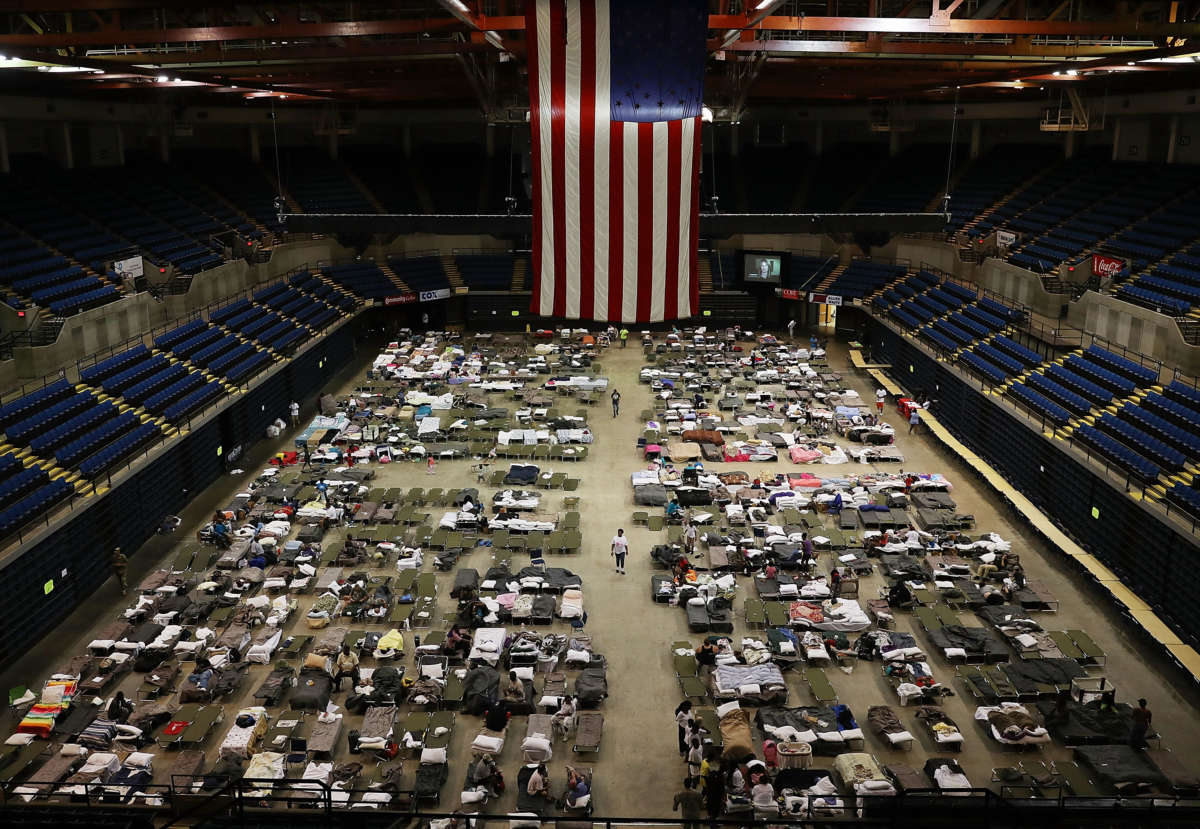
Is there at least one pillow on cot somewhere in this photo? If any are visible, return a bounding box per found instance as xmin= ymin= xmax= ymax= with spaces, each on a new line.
xmin=420 ymin=747 xmax=447 ymax=764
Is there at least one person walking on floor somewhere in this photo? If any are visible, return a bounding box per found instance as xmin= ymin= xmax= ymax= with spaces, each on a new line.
xmin=787 ymin=319 xmax=796 ymax=341
xmin=611 ymin=389 xmax=621 ymax=418
xmin=427 ymin=455 xmax=437 ymax=475
xmin=1130 ymin=699 xmax=1152 ymax=749
xmin=111 ymin=547 xmax=128 ymax=594
xmin=876 ymin=387 xmax=887 ymax=417
xmin=610 ymin=528 xmax=629 ymax=574
xmin=619 ymin=327 xmax=628 ymax=348
xmin=289 ymin=400 xmax=300 ymax=427
xmin=908 ymin=406 xmax=921 ymax=434
xmin=673 ymin=778 xmax=704 ymax=829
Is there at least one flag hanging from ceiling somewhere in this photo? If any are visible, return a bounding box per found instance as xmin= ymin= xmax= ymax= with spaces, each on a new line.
xmin=526 ymin=0 xmax=706 ymax=323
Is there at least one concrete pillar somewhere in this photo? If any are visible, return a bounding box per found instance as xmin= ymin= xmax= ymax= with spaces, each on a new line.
xmin=158 ymin=129 xmax=170 ymax=163
xmin=485 ymin=123 xmax=495 ymax=158
xmin=327 ymin=129 xmax=338 ymax=160
xmin=61 ymin=122 xmax=75 ymax=169
xmin=249 ymin=125 xmax=261 ymax=162
xmin=1167 ymin=115 xmax=1181 ymax=163
xmin=114 ymin=124 xmax=125 ymax=166
xmin=813 ymin=120 xmax=824 ymax=155
xmin=888 ymin=130 xmax=901 ymax=156
xmin=1064 ymin=131 xmax=1076 ymax=159
xmin=969 ymin=120 xmax=982 ymax=159
xmin=0 ymin=124 xmax=9 ymax=175
xmin=1111 ymin=118 xmax=1122 ymax=162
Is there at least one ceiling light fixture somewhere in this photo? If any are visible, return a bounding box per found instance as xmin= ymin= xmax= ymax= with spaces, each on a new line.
xmin=1127 ymin=61 xmax=1136 ymax=66
xmin=1052 ymin=70 xmax=1061 ymax=76
xmin=701 ymin=105 xmax=713 ymax=123
xmin=156 ymin=74 xmax=168 ymax=82
xmin=172 ymin=77 xmax=181 ymax=82
xmin=1066 ymin=69 xmax=1078 ymax=76
xmin=449 ymin=0 xmax=469 ymax=11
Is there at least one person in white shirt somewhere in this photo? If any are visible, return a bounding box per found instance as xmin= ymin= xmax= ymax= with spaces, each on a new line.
xmin=610 ymin=529 xmax=629 ymax=574
xmin=875 ymin=388 xmax=886 ymax=416
xmin=786 ymin=319 xmax=796 ymax=341
xmin=684 ymin=521 xmax=698 ymax=555
xmin=751 ymin=780 xmax=776 ymax=809
xmin=289 ymin=400 xmax=300 ymax=426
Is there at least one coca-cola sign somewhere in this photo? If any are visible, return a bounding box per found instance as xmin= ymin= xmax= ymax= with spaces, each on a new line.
xmin=1092 ymin=254 xmax=1125 ymax=278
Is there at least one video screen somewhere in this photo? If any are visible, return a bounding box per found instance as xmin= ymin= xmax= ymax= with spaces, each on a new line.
xmin=744 ymin=253 xmax=782 ymax=285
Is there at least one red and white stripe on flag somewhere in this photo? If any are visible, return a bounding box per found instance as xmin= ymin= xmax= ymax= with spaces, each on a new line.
xmin=527 ymin=0 xmax=700 ymax=323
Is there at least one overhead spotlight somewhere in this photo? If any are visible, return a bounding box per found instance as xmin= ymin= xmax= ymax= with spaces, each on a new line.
xmin=280 ymin=94 xmax=288 ymax=99
xmin=1127 ymin=61 xmax=1136 ymax=66
xmin=449 ymin=0 xmax=469 ymax=11
xmin=172 ymin=76 xmax=181 ymax=82
xmin=1066 ymin=69 xmax=1078 ymax=76
xmin=1052 ymin=71 xmax=1061 ymax=76
xmin=231 ymin=85 xmax=238 ymax=89
xmin=701 ymin=106 xmax=713 ymax=123
xmin=156 ymin=74 xmax=168 ymax=82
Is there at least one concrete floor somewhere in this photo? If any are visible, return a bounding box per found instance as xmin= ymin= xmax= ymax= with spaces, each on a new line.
xmin=5 ymin=331 xmax=1199 ymax=819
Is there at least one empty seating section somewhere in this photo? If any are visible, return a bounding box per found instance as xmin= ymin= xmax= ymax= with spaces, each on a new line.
xmin=254 ymin=283 xmax=340 ymax=330
xmin=1074 ymin=424 xmax=1160 ymax=481
xmin=388 ymin=255 xmax=450 ymax=293
xmin=804 ymin=143 xmax=881 ymax=212
xmin=291 ymin=269 xmax=358 ymax=313
xmin=991 ymin=335 xmax=1043 ymax=368
xmin=973 ymin=343 xmax=1024 ymax=376
xmin=78 ymin=422 xmax=162 ymax=479
xmin=84 ymin=348 xmax=153 ymax=388
xmin=852 ymin=144 xmax=960 ymax=214
xmin=175 ymin=149 xmax=284 ymax=234
xmin=1096 ymin=413 xmax=1186 ymax=471
xmin=340 ymin=147 xmax=422 ymax=213
xmin=26 ymin=393 xmax=110 ymax=450
xmin=952 ymin=144 xmax=1062 ymax=235
xmin=1082 ymin=345 xmax=1158 ymax=386
xmin=0 ymin=464 xmax=49 ymax=512
xmin=416 ymin=144 xmax=487 ymax=212
xmin=739 ymin=145 xmax=811 ymax=211
xmin=959 ymin=350 xmax=1008 ymax=383
xmin=168 ymin=326 xmax=223 ymax=360
xmin=1064 ymin=354 xmax=1136 ymax=395
xmin=1008 ymin=383 xmax=1071 ymax=426
xmin=122 ymin=364 xmax=188 ymax=405
xmin=828 ymin=261 xmax=907 ymax=299
xmin=280 ymin=149 xmax=376 ymax=214
xmin=993 ymin=154 xmax=1200 ymax=276
xmin=163 ymin=382 xmax=224 ymax=423
xmin=143 ymin=373 xmax=206 ymax=414
xmin=785 ymin=255 xmax=836 ymax=291
xmin=190 ymin=334 xmax=241 ymax=368
xmin=1044 ymin=363 xmax=1112 ymax=407
xmin=1118 ymin=403 xmax=1200 ymax=459
xmin=153 ymin=321 xmax=206 ymax=353
xmin=1168 ymin=483 xmax=1200 ymax=517
xmin=919 ymin=327 xmax=958 ymax=352
xmin=101 ymin=354 xmax=172 ymax=396
xmin=457 ymin=254 xmax=516 ymax=290
xmin=0 ymin=380 xmax=74 ymax=431
xmin=322 ymin=262 xmax=395 ymax=298
xmin=1025 ymin=373 xmax=1092 ymax=416
xmin=0 ymin=477 xmax=74 ymax=537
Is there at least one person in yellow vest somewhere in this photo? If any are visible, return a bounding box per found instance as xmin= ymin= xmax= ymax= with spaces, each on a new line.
xmin=619 ymin=328 xmax=628 ymax=347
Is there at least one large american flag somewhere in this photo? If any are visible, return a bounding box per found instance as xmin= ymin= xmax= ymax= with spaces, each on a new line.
xmin=526 ymin=0 xmax=706 ymax=323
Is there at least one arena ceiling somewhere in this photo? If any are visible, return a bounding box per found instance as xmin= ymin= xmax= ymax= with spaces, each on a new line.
xmin=0 ymin=1 xmax=1199 ymax=113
